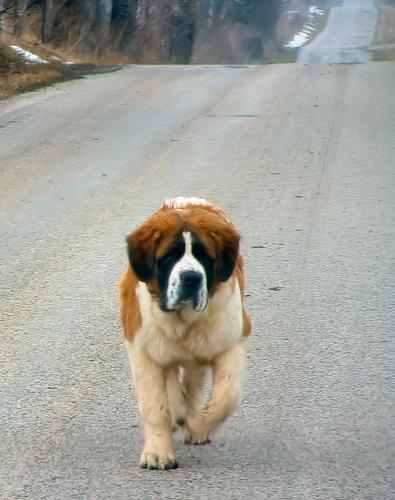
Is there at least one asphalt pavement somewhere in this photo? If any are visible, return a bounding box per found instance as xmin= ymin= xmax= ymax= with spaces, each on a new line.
xmin=0 ymin=50 xmax=394 ymax=500
xmin=298 ymin=0 xmax=378 ymax=64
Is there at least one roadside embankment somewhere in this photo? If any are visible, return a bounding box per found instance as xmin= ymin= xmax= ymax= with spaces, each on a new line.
xmin=372 ymin=4 xmax=395 ymax=60
xmin=0 ymin=43 xmax=120 ymax=99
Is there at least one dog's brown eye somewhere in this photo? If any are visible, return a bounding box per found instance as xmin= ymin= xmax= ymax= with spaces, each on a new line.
xmin=192 ymin=243 xmax=212 ymax=262
xmin=163 ymin=245 xmax=184 ymax=261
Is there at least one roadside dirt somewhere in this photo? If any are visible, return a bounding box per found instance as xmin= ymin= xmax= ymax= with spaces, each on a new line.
xmin=0 ymin=65 xmax=67 ymax=99
xmin=375 ymin=6 xmax=395 ymax=44
xmin=0 ymin=45 xmax=120 ymax=100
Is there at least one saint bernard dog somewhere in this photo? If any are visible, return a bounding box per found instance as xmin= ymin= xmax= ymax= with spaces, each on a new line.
xmin=119 ymin=196 xmax=251 ymax=470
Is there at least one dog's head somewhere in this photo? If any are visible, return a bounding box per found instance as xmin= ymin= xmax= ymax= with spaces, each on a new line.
xmin=126 ymin=199 xmax=240 ymax=312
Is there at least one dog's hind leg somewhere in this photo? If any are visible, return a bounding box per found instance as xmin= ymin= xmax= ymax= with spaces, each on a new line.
xmin=181 ymin=344 xmax=245 ymax=444
xmin=182 ymin=365 xmax=209 ymax=416
xmin=168 ymin=365 xmax=208 ymax=429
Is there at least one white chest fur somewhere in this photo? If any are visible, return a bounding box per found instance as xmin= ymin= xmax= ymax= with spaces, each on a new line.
xmin=134 ymin=280 xmax=243 ymax=366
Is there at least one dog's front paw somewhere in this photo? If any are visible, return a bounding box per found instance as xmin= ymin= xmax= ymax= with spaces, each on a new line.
xmin=181 ymin=418 xmax=211 ymax=445
xmin=139 ymin=450 xmax=178 ymax=470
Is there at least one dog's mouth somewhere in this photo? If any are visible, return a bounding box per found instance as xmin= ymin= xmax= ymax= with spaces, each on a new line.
xmin=159 ymin=293 xmax=207 ymax=313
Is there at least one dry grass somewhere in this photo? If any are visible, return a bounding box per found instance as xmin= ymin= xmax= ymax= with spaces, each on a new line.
xmin=0 ymin=39 xmax=124 ymax=100
xmin=372 ymin=47 xmax=395 ymax=61
xmin=45 ymin=45 xmax=132 ymax=65
xmin=8 ymin=5 xmax=133 ymax=66
xmin=0 ymin=65 xmax=68 ymax=99
xmin=0 ymin=43 xmax=70 ymax=99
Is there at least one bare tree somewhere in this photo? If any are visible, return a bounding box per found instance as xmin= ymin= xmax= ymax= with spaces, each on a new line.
xmin=1 ymin=0 xmax=284 ymax=63
xmin=14 ymin=0 xmax=28 ymax=36
xmin=76 ymin=0 xmax=113 ymax=55
xmin=75 ymin=0 xmax=98 ymax=53
xmin=42 ymin=0 xmax=55 ymax=42
xmin=132 ymin=0 xmax=195 ymax=63
xmin=97 ymin=0 xmax=113 ymax=51
xmin=0 ymin=0 xmax=4 ymax=42
xmin=132 ymin=0 xmax=172 ymax=62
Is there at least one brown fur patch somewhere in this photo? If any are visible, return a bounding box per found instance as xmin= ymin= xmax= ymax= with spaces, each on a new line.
xmin=234 ymin=255 xmax=252 ymax=337
xmin=119 ymin=268 xmax=142 ymax=342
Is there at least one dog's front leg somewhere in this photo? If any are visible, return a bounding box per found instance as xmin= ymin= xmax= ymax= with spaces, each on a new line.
xmin=182 ymin=343 xmax=245 ymax=444
xmin=127 ymin=343 xmax=177 ymax=469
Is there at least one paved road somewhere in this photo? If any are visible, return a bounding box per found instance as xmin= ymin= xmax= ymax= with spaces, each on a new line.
xmin=0 ymin=61 xmax=394 ymax=499
xmin=298 ymin=0 xmax=378 ymax=64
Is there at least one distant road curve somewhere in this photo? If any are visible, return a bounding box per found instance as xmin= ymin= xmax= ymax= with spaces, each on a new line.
xmin=298 ymin=0 xmax=377 ymax=64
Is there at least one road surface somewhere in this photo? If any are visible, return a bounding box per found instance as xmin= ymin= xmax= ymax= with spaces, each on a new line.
xmin=0 ymin=61 xmax=394 ymax=499
xmin=298 ymin=0 xmax=378 ymax=64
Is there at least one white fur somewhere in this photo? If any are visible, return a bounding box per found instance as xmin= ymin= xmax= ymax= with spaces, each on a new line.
xmin=163 ymin=196 xmax=211 ymax=209
xmin=166 ymin=231 xmax=207 ymax=311
xmin=163 ymin=196 xmax=231 ymax=224
xmin=131 ymin=277 xmax=243 ymax=366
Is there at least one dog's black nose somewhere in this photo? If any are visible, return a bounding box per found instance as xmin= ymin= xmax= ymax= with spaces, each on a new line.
xmin=181 ymin=270 xmax=203 ymax=288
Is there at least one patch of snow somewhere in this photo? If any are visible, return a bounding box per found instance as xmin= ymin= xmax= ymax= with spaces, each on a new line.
xmin=284 ymin=5 xmax=324 ymax=48
xmin=285 ymin=32 xmax=310 ymax=48
xmin=309 ymin=6 xmax=324 ymax=16
xmin=10 ymin=45 xmax=48 ymax=64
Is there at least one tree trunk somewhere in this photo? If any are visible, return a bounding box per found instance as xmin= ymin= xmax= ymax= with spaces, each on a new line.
xmin=76 ymin=0 xmax=99 ymax=54
xmin=126 ymin=0 xmax=137 ymax=30
xmin=168 ymin=1 xmax=195 ymax=63
xmin=133 ymin=0 xmax=195 ymax=63
xmin=0 ymin=0 xmax=5 ymax=42
xmin=97 ymin=0 xmax=112 ymax=52
xmin=122 ymin=0 xmax=137 ymax=52
xmin=42 ymin=0 xmax=55 ymax=42
xmin=133 ymin=0 xmax=172 ymax=63
xmin=14 ymin=0 xmax=28 ymax=36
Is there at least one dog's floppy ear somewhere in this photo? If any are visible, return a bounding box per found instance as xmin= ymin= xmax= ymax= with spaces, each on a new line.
xmin=126 ymin=222 xmax=161 ymax=283
xmin=193 ymin=210 xmax=240 ymax=283
xmin=217 ymin=233 xmax=240 ymax=282
xmin=207 ymin=218 xmax=239 ymax=283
